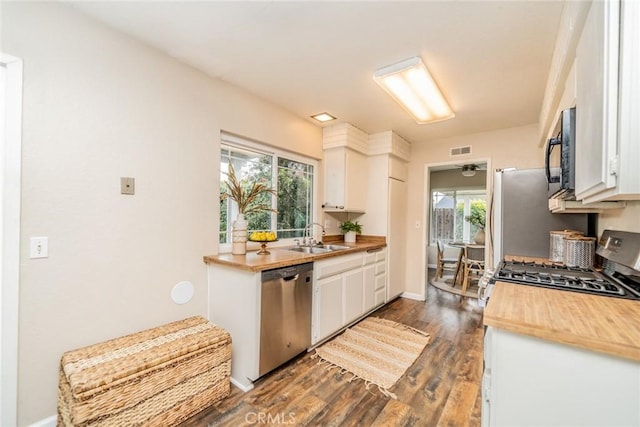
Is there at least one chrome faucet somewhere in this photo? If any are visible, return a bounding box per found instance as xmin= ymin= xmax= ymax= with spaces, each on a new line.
xmin=303 ymin=222 xmax=325 ymax=245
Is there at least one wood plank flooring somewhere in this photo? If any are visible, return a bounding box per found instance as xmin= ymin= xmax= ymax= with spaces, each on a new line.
xmin=182 ymin=280 xmax=484 ymax=426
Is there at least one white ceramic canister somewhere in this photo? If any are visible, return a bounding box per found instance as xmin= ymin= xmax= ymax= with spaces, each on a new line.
xmin=549 ymin=230 xmax=584 ymax=262
xmin=563 ymin=235 xmax=596 ymax=269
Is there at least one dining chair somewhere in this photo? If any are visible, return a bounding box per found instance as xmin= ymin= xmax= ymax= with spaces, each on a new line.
xmin=461 ymin=244 xmax=485 ymax=296
xmin=435 ymin=240 xmax=458 ymax=280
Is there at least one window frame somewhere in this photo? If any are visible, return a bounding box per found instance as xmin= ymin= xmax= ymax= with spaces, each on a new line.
xmin=430 ymin=188 xmax=486 ymax=244
xmin=219 ymin=132 xmax=318 ymax=253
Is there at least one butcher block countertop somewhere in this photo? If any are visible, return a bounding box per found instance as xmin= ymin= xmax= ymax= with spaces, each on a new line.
xmin=485 ymin=281 xmax=640 ymax=362
xmin=203 ymin=235 xmax=386 ymax=273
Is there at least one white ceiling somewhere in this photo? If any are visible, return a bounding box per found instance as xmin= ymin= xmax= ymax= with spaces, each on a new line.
xmin=69 ymin=1 xmax=564 ymax=144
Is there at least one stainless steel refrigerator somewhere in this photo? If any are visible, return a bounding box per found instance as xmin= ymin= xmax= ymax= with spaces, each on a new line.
xmin=492 ymin=168 xmax=592 ymax=268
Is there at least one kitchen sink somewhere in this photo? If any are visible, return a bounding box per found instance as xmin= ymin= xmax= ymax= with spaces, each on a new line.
xmin=287 ymin=246 xmax=331 ymax=254
xmin=316 ymin=244 xmax=350 ymax=251
xmin=286 ymin=244 xmax=351 ymax=254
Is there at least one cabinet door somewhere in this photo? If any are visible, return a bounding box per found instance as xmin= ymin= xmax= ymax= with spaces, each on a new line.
xmin=343 ymin=269 xmax=364 ymax=324
xmin=575 ymin=0 xmax=620 ymax=200
xmin=323 ymin=148 xmax=346 ymax=210
xmin=323 ymin=147 xmax=367 ymax=212
xmin=363 ymin=265 xmax=376 ymax=313
xmin=315 ymin=276 xmax=343 ymax=343
xmin=388 ymin=179 xmax=407 ymax=299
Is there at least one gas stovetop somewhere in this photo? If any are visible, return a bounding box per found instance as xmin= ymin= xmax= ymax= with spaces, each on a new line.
xmin=493 ymin=260 xmax=640 ymax=300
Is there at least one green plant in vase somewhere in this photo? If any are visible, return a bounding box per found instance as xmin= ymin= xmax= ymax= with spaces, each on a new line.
xmin=340 ymin=220 xmax=362 ymax=243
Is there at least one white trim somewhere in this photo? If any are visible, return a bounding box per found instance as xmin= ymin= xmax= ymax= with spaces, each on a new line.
xmin=1 ymin=52 xmax=23 ymax=427
xmin=423 ymin=157 xmax=491 ymax=300
xmin=230 ymin=376 xmax=254 ymax=392
xmin=219 ymin=132 xmax=320 ymax=252
xmin=400 ymin=292 xmax=426 ymax=302
xmin=27 ymin=415 xmax=57 ymax=427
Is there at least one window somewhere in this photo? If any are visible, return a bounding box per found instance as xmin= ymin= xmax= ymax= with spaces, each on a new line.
xmin=431 ymin=189 xmax=486 ymax=243
xmin=219 ymin=134 xmax=316 ymax=246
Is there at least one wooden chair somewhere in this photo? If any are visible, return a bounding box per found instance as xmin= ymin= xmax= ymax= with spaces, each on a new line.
xmin=435 ymin=240 xmax=458 ymax=280
xmin=461 ymin=244 xmax=485 ymax=296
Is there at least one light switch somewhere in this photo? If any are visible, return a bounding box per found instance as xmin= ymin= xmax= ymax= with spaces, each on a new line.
xmin=30 ymin=237 xmax=48 ymax=258
xmin=121 ymin=177 xmax=135 ymax=195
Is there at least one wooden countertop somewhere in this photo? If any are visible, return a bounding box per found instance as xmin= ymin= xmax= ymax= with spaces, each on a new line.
xmin=203 ymin=236 xmax=386 ymax=272
xmin=485 ymin=281 xmax=640 ymax=362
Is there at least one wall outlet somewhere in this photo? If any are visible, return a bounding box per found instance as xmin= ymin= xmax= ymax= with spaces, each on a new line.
xmin=324 ymin=219 xmax=332 ymax=228
xmin=120 ymin=177 xmax=135 ymax=195
xmin=30 ymin=237 xmax=48 ymax=258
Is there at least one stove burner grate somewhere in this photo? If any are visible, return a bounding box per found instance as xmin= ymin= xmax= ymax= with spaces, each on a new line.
xmin=493 ymin=262 xmax=635 ymax=299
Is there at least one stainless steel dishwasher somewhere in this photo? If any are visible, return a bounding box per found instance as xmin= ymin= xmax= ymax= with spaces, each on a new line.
xmin=259 ymin=262 xmax=313 ymax=377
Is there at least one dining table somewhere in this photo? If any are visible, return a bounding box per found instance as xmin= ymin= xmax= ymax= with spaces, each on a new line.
xmin=446 ymin=241 xmax=485 ymax=288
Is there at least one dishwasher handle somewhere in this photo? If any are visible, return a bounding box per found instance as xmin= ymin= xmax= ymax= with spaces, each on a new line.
xmin=282 ymin=274 xmax=299 ymax=282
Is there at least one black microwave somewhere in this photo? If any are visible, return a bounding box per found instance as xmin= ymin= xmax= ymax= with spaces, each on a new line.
xmin=545 ymin=107 xmax=576 ymax=198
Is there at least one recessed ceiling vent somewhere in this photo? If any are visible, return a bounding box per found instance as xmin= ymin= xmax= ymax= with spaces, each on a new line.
xmin=450 ymin=146 xmax=472 ymax=157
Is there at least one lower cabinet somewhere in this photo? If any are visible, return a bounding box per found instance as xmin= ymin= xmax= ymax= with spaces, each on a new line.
xmin=312 ymin=248 xmax=387 ymax=345
xmin=483 ymin=326 xmax=640 ymax=427
xmin=315 ymin=275 xmax=343 ymax=342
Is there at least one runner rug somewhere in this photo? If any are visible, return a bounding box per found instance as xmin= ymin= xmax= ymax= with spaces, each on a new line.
xmin=313 ymin=317 xmax=430 ymax=399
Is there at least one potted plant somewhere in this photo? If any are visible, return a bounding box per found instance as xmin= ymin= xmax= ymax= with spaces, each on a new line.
xmin=220 ymin=163 xmax=276 ymax=254
xmin=340 ymin=220 xmax=362 ymax=243
xmin=464 ymin=210 xmax=486 ymax=244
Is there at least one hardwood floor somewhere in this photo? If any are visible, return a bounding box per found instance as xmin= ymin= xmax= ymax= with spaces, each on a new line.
xmin=182 ymin=280 xmax=485 ymax=426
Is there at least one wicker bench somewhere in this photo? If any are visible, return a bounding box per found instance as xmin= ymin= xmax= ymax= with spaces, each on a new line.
xmin=58 ymin=316 xmax=231 ymax=426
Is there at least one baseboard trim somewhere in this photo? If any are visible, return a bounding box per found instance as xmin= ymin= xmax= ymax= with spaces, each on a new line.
xmin=401 ymin=292 xmax=426 ymax=301
xmin=28 ymin=415 xmax=56 ymax=427
xmin=230 ymin=376 xmax=254 ymax=392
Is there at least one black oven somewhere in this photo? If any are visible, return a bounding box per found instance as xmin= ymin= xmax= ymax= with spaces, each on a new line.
xmin=545 ymin=107 xmax=576 ymax=198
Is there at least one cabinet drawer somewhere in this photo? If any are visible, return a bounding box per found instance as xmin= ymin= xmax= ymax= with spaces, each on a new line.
xmin=363 ymin=252 xmax=376 ymax=266
xmin=375 ymin=261 xmax=386 ymax=276
xmin=375 ymin=250 xmax=386 ymax=263
xmin=374 ymin=288 xmax=386 ymax=306
xmin=375 ymin=272 xmax=386 ymax=291
xmin=315 ymin=253 xmax=364 ymax=280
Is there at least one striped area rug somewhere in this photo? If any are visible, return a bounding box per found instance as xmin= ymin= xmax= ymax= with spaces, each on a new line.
xmin=313 ymin=317 xmax=430 ymax=398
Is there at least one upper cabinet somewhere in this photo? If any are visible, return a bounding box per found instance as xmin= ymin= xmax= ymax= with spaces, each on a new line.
xmin=322 ymin=124 xmax=369 ymax=213
xmin=575 ymin=0 xmax=640 ymax=203
xmin=323 ymin=147 xmax=367 ymax=212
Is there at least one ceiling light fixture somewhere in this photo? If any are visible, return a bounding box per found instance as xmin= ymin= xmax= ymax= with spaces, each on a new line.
xmin=374 ymin=56 xmax=454 ymax=124
xmin=311 ymin=112 xmax=337 ymax=123
xmin=461 ymin=165 xmax=477 ymax=177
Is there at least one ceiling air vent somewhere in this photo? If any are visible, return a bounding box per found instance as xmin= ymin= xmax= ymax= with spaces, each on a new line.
xmin=450 ymin=146 xmax=472 ymax=157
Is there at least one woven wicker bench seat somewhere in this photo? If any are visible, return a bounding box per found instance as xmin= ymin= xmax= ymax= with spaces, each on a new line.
xmin=58 ymin=316 xmax=231 ymax=426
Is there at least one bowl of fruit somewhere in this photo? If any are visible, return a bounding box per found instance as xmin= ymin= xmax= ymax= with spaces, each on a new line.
xmin=249 ymin=231 xmax=278 ymax=255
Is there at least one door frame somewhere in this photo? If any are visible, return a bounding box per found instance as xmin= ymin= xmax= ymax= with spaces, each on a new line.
xmin=423 ymin=157 xmax=491 ymax=298
xmin=1 ymin=52 xmax=23 ymax=427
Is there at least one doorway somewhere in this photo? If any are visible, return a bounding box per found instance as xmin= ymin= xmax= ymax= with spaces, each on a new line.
xmin=423 ymin=160 xmax=490 ymax=298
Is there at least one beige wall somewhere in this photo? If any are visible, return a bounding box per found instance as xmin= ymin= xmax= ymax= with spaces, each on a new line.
xmin=405 ymin=124 xmax=544 ymax=296
xmin=598 ymin=201 xmax=640 ymax=233
xmin=2 ymin=3 xmax=321 ymax=424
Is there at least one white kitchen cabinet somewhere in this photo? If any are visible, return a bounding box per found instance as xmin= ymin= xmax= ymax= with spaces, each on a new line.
xmin=373 ymin=249 xmax=387 ymax=306
xmin=575 ymin=0 xmax=640 ymax=203
xmin=483 ymin=326 xmax=640 ymax=427
xmin=315 ymin=275 xmax=343 ymax=342
xmin=312 ymin=249 xmax=387 ymax=345
xmin=323 ymin=147 xmax=367 ymax=212
xmin=363 ymin=265 xmax=376 ymax=313
xmin=363 ymin=248 xmax=387 ymax=313
xmin=343 ymin=269 xmax=365 ymax=324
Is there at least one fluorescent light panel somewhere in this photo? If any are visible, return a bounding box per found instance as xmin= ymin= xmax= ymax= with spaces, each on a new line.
xmin=311 ymin=112 xmax=336 ymax=123
xmin=374 ymin=57 xmax=454 ymax=124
